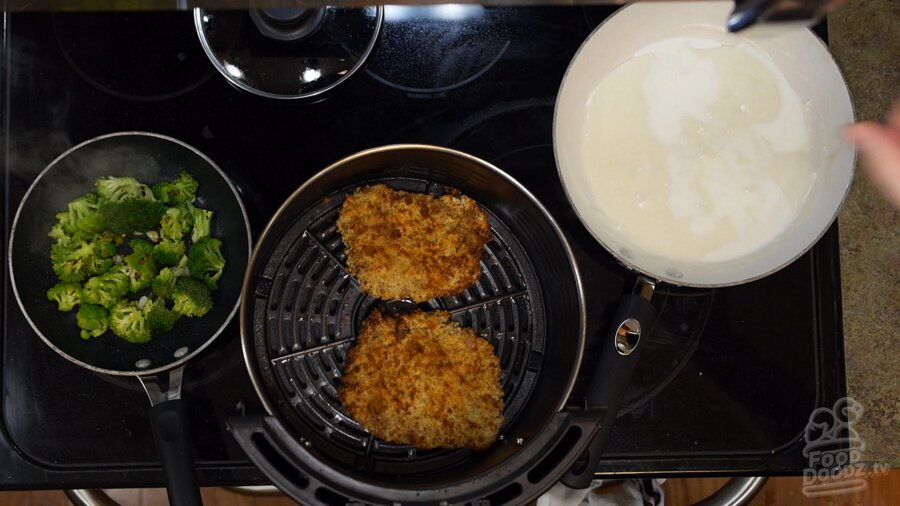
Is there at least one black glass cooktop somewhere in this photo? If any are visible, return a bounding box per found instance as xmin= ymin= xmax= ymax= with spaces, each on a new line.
xmin=0 ymin=7 xmax=845 ymax=489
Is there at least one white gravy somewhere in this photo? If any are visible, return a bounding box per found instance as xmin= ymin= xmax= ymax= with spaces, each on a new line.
xmin=580 ymin=37 xmax=814 ymax=262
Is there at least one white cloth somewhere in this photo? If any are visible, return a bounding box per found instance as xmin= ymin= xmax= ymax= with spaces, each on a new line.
xmin=537 ymin=479 xmax=666 ymax=506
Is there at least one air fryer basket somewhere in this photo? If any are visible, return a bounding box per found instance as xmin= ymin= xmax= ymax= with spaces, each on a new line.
xmin=238 ymin=145 xmax=589 ymax=503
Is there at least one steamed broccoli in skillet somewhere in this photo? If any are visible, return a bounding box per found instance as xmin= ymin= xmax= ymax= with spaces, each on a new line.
xmin=45 ymin=171 xmax=226 ymax=344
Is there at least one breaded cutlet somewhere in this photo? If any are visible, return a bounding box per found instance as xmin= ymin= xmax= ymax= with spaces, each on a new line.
xmin=336 ymin=184 xmax=492 ymax=302
xmin=339 ymin=309 xmax=504 ymax=450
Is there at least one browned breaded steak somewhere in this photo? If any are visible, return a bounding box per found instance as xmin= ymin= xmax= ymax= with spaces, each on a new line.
xmin=336 ymin=184 xmax=492 ymax=302
xmin=339 ymin=309 xmax=504 ymax=450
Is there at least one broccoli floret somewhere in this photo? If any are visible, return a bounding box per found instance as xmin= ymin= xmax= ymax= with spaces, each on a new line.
xmin=190 ymin=206 xmax=213 ymax=243
xmin=144 ymin=298 xmax=181 ymax=333
xmin=46 ymin=281 xmax=82 ymax=312
xmin=151 ymin=256 xmax=190 ymax=300
xmin=95 ymin=176 xmax=154 ymax=202
xmin=50 ymin=241 xmax=87 ymax=282
xmin=109 ymin=300 xmax=151 ymax=343
xmin=94 ymin=232 xmax=120 ymax=257
xmin=113 ymin=249 xmax=157 ymax=293
xmin=49 ymin=210 xmax=98 ymax=245
xmin=172 ymin=277 xmax=213 ymax=317
xmin=187 ymin=236 xmax=225 ymax=290
xmin=50 ymin=237 xmax=115 ymax=283
xmin=48 ymin=222 xmax=68 ymax=242
xmin=151 ymin=182 xmax=166 ymax=203
xmin=82 ymin=272 xmax=130 ymax=308
xmin=76 ymin=303 xmax=109 ymax=339
xmin=160 ymin=205 xmax=193 ymax=241
xmin=129 ymin=238 xmax=155 ymax=256
xmin=152 ymin=171 xmax=199 ymax=205
xmin=99 ymin=198 xmax=166 ymax=234
xmin=153 ymin=239 xmax=185 ymax=267
xmin=53 ymin=211 xmax=82 ymax=237
xmin=67 ymin=193 xmax=105 ymax=234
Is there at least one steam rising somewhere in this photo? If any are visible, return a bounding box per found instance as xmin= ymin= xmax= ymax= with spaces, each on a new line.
xmin=17 ymin=140 xmax=166 ymax=256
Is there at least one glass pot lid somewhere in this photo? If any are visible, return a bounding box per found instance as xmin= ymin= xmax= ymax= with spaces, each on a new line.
xmin=194 ymin=6 xmax=383 ymax=100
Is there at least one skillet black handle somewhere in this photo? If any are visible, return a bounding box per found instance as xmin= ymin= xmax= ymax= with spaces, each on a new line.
xmin=560 ymin=292 xmax=656 ymax=489
xmin=149 ymin=399 xmax=203 ymax=506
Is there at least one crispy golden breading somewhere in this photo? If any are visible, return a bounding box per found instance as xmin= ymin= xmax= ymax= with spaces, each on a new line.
xmin=339 ymin=310 xmax=504 ymax=450
xmin=336 ymin=184 xmax=491 ymax=302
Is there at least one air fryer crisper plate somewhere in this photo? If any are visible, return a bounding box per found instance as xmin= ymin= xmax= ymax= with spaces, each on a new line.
xmin=239 ymin=145 xmax=587 ymax=504
xmin=248 ymin=176 xmax=545 ymax=472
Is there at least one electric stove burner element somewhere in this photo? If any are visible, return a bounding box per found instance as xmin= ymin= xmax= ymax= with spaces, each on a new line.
xmin=194 ymin=6 xmax=382 ymax=100
xmin=366 ymin=5 xmax=511 ymax=96
xmin=52 ymin=12 xmax=214 ymax=101
xmin=251 ymin=177 xmax=544 ymax=471
xmin=618 ymin=287 xmax=712 ymax=415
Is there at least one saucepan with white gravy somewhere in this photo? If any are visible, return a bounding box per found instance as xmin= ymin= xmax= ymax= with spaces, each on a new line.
xmin=554 ymin=1 xmax=854 ymax=287
xmin=550 ymin=1 xmax=854 ymax=485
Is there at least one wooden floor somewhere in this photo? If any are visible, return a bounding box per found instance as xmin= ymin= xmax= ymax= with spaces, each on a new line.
xmin=663 ymin=469 xmax=900 ymax=505
xmin=1 ymin=470 xmax=897 ymax=505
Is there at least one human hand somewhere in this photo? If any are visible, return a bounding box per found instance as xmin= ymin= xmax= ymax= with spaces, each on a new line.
xmin=843 ymin=102 xmax=900 ymax=209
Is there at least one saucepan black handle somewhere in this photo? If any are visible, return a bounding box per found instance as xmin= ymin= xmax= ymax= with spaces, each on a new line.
xmin=149 ymin=399 xmax=203 ymax=506
xmin=560 ymin=292 xmax=656 ymax=489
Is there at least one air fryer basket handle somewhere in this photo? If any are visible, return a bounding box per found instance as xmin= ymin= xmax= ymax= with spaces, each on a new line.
xmin=148 ymin=399 xmax=203 ymax=506
xmin=230 ymin=412 xmax=610 ymax=506
xmin=560 ymin=292 xmax=656 ymax=489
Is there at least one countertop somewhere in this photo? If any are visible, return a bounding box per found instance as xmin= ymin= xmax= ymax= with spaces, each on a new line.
xmin=829 ymin=0 xmax=900 ymax=466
